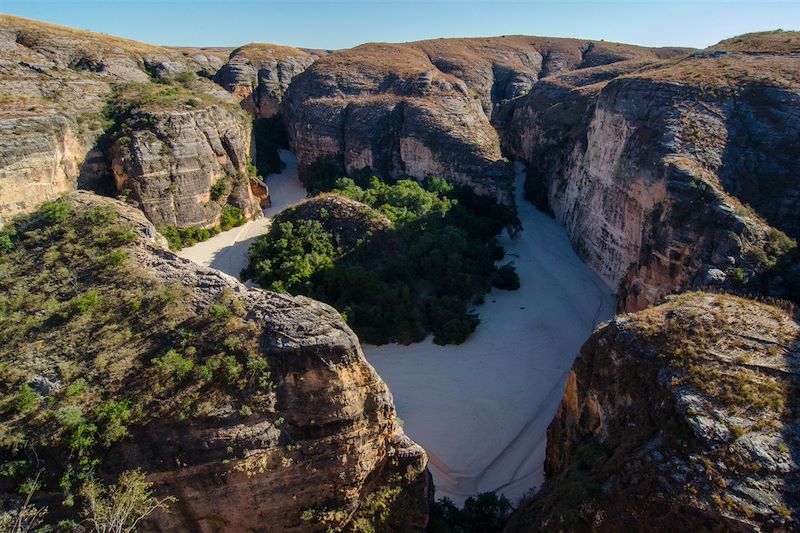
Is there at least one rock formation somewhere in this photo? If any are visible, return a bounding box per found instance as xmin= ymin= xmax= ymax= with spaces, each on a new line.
xmin=106 ymin=82 xmax=260 ymax=227
xmin=283 ymin=37 xmax=685 ymax=203
xmin=0 ymin=193 xmax=430 ymax=532
xmin=0 ymin=15 xmax=260 ymax=228
xmin=502 ymin=31 xmax=800 ymax=311
xmin=213 ymin=44 xmax=316 ymax=118
xmin=507 ymin=292 xmax=799 ymax=531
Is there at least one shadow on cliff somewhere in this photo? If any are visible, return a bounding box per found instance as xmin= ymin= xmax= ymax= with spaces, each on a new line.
xmin=781 ymin=327 xmax=800 ymax=522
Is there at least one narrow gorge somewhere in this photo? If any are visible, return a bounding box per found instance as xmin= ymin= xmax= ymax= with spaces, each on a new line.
xmin=1 ymin=12 xmax=798 ymax=533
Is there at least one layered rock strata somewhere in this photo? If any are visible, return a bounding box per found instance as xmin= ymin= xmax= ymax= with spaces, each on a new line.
xmin=508 ymin=292 xmax=800 ymax=531
xmin=502 ymin=31 xmax=800 ymax=310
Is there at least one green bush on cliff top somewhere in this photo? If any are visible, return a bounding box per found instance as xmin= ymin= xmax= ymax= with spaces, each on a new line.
xmin=242 ymin=175 xmax=519 ymax=345
xmin=0 ymin=199 xmax=274 ymax=528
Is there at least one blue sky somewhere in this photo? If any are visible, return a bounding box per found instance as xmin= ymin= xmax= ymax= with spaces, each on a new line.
xmin=3 ymin=1 xmax=798 ymax=50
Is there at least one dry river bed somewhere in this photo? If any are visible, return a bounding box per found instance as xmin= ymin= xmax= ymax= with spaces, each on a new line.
xmin=179 ymin=154 xmax=615 ymax=505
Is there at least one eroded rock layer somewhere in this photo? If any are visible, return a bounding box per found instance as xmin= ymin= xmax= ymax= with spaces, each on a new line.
xmin=213 ymin=44 xmax=317 ymax=118
xmin=283 ymin=37 xmax=686 ymax=203
xmin=0 ymin=193 xmax=430 ymax=532
xmin=502 ymin=31 xmax=800 ymax=310
xmin=0 ymin=15 xmax=260 ymax=228
xmin=508 ymin=292 xmax=800 ymax=531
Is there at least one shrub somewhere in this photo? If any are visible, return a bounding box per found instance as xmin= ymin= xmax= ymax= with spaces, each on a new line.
xmin=151 ymin=349 xmax=194 ymax=380
xmin=95 ymin=399 xmax=132 ymax=445
xmin=208 ymin=303 xmax=231 ymax=321
xmin=81 ymin=469 xmax=176 ymax=533
xmin=39 ymin=201 xmax=73 ymax=225
xmin=69 ymin=290 xmax=102 ymax=315
xmin=492 ymin=263 xmax=520 ymax=290
xmin=219 ymin=205 xmax=246 ymax=231
xmin=0 ymin=227 xmax=17 ymax=253
xmin=209 ymin=177 xmax=229 ymax=201
xmin=731 ymin=267 xmax=746 ymax=286
xmin=11 ymin=385 xmax=40 ymax=415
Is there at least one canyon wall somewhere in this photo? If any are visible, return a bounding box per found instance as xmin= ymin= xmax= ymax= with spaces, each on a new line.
xmin=503 ymin=32 xmax=800 ymax=310
xmin=107 ymin=91 xmax=260 ymax=227
xmin=283 ymin=38 xmax=686 ymax=203
xmin=507 ymin=292 xmax=800 ymax=531
xmin=0 ymin=15 xmax=261 ymax=228
xmin=213 ymin=44 xmax=317 ymax=118
xmin=0 ymin=192 xmax=430 ymax=532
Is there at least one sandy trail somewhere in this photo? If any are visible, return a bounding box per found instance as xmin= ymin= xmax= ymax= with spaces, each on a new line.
xmin=177 ymin=150 xmax=307 ymax=276
xmin=362 ymin=162 xmax=615 ymax=505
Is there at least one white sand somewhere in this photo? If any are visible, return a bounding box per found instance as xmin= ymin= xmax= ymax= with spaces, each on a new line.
xmin=362 ymin=162 xmax=615 ymax=505
xmin=179 ymin=154 xmax=615 ymax=507
xmin=177 ymin=150 xmax=308 ymax=276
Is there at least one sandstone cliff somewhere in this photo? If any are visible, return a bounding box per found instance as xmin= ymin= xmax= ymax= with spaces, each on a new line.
xmin=283 ymin=37 xmax=686 ymax=203
xmin=0 ymin=193 xmax=430 ymax=531
xmin=106 ymin=82 xmax=261 ymax=227
xmin=0 ymin=15 xmax=261 ymax=228
xmin=507 ymin=292 xmax=799 ymax=531
xmin=213 ymin=44 xmax=316 ymax=118
xmin=502 ymin=31 xmax=799 ymax=311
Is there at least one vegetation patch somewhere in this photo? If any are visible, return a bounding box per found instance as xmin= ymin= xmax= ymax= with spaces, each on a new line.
xmin=428 ymin=492 xmax=513 ymax=532
xmin=243 ymin=175 xmax=520 ymax=345
xmin=157 ymin=204 xmax=248 ymax=250
xmin=0 ymin=199 xmax=275 ymax=529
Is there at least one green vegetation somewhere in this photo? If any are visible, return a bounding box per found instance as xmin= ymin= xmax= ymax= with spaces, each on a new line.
xmin=82 ymin=469 xmax=176 ymax=533
xmin=428 ymin=492 xmax=513 ymax=533
xmin=104 ymin=80 xmax=241 ymax=118
xmin=243 ymin=175 xmax=520 ymax=345
xmin=157 ymin=204 xmax=247 ymax=250
xmin=0 ymin=199 xmax=274 ymax=528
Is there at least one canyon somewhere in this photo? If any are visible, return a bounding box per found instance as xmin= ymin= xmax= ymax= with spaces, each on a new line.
xmin=1 ymin=12 xmax=799 ymax=532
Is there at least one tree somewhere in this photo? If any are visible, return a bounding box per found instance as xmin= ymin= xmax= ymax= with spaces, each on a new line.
xmin=81 ymin=469 xmax=176 ymax=533
xmin=0 ymin=471 xmax=48 ymax=533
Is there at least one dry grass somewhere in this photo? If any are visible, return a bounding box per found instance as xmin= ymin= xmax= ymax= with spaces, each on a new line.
xmin=1 ymin=14 xmax=168 ymax=59
xmin=633 ymin=292 xmax=797 ymax=420
xmin=627 ymin=54 xmax=800 ymax=91
xmin=229 ymin=43 xmax=311 ymax=62
xmin=0 ymin=198 xmax=275 ymax=522
xmin=711 ymin=30 xmax=800 ymax=55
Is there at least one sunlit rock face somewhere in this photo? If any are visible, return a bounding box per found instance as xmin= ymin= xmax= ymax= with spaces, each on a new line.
xmin=283 ymin=37 xmax=682 ymax=204
xmin=212 ymin=43 xmax=317 ymax=118
xmin=502 ymin=33 xmax=800 ymax=310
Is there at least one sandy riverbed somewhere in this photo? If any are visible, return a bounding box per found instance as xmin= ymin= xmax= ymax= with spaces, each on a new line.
xmin=362 ymin=162 xmax=615 ymax=505
xmin=177 ymin=150 xmax=307 ymax=275
xmin=178 ymin=154 xmax=615 ymax=507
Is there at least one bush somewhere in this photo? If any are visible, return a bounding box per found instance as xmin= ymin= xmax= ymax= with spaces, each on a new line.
xmin=69 ymin=290 xmax=102 ymax=315
xmin=151 ymin=349 xmax=194 ymax=380
xmin=244 ymin=176 xmax=518 ymax=345
xmin=81 ymin=469 xmax=176 ymax=533
xmin=428 ymin=492 xmax=513 ymax=533
xmin=11 ymin=384 xmax=40 ymax=415
xmin=492 ymin=263 xmax=520 ymax=290
xmin=219 ymin=205 xmax=246 ymax=231
xmin=39 ymin=201 xmax=72 ymax=225
xmin=209 ymin=177 xmax=229 ymax=201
